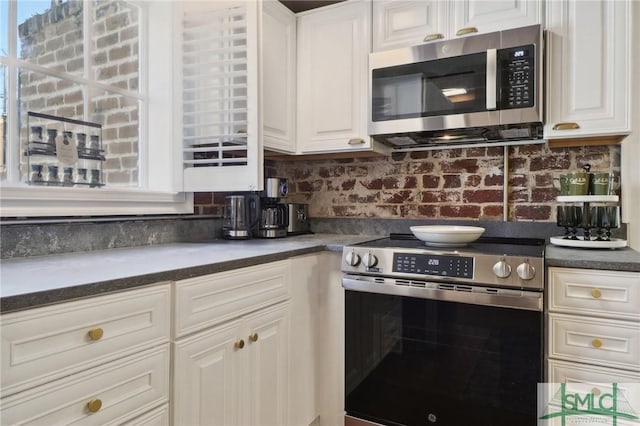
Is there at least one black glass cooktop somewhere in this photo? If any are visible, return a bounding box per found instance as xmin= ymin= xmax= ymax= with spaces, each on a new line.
xmin=354 ymin=234 xmax=545 ymax=258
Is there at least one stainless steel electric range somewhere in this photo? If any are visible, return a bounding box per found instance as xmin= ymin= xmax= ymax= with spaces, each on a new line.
xmin=342 ymin=235 xmax=545 ymax=426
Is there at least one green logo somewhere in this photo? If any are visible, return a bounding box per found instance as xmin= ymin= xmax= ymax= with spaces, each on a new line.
xmin=538 ymin=383 xmax=639 ymax=426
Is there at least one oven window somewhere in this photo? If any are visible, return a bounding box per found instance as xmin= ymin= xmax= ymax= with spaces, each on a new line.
xmin=371 ymin=52 xmax=487 ymax=122
xmin=345 ymin=290 xmax=542 ymax=426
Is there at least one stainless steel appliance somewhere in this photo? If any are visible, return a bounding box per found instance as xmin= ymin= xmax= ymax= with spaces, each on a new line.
xmin=258 ymin=178 xmax=289 ymax=238
xmin=287 ymin=203 xmax=310 ymax=235
xmin=342 ymin=234 xmax=545 ymax=425
xmin=222 ymin=194 xmax=259 ymax=239
xmin=369 ymin=25 xmax=544 ymax=149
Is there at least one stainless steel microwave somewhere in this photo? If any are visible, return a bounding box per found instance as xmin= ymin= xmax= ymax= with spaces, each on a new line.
xmin=369 ymin=25 xmax=544 ymax=149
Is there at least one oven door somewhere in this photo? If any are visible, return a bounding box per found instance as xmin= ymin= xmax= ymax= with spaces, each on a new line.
xmin=344 ymin=286 xmax=543 ymax=426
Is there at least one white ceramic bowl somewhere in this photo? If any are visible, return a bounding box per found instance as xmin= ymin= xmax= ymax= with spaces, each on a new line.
xmin=409 ymin=225 xmax=486 ymax=247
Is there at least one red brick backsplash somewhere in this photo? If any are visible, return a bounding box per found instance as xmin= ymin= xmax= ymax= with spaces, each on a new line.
xmin=194 ymin=144 xmax=620 ymax=222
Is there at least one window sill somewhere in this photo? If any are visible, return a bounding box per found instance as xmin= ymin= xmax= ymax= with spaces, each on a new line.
xmin=0 ymin=185 xmax=193 ymax=217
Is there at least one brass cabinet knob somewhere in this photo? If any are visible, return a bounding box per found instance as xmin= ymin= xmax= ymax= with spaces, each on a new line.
xmin=87 ymin=399 xmax=102 ymax=413
xmin=591 ymin=289 xmax=602 ymax=299
xmin=88 ymin=328 xmax=104 ymax=341
xmin=249 ymin=333 xmax=259 ymax=342
xmin=423 ymin=33 xmax=445 ymax=42
xmin=592 ymin=339 xmax=603 ymax=348
xmin=592 ymin=387 xmax=601 ymax=396
xmin=456 ymin=27 xmax=478 ymax=36
xmin=552 ymin=122 xmax=580 ymax=130
xmin=234 ymin=339 xmax=245 ymax=350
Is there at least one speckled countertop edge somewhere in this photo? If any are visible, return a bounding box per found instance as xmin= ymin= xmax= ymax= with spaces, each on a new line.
xmin=544 ymin=244 xmax=640 ymax=272
xmin=0 ymin=234 xmax=378 ymax=313
xmin=2 ymin=234 xmax=639 ymax=313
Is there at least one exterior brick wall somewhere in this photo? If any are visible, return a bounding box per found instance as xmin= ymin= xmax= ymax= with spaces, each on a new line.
xmin=18 ymin=0 xmax=139 ymax=186
xmin=194 ymin=144 xmax=621 ymax=222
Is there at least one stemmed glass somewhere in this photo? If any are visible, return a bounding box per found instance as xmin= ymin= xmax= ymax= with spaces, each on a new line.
xmin=557 ymin=206 xmax=581 ymax=240
xmin=601 ymin=206 xmax=621 ymax=241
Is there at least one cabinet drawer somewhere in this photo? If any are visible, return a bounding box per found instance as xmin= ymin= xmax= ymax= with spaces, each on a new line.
xmin=174 ymin=260 xmax=290 ymax=338
xmin=0 ymin=344 xmax=169 ymax=425
xmin=121 ymin=403 xmax=169 ymax=426
xmin=549 ymin=267 xmax=640 ymax=320
xmin=548 ymin=358 xmax=640 ymax=383
xmin=548 ymin=313 xmax=640 ymax=372
xmin=1 ymin=284 xmax=170 ymax=397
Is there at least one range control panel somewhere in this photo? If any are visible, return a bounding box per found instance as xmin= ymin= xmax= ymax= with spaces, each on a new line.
xmin=393 ymin=253 xmax=474 ymax=279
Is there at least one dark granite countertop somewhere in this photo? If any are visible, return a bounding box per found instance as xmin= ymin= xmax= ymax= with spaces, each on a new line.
xmin=545 ymin=244 xmax=640 ymax=272
xmin=2 ymin=233 xmax=639 ymax=313
xmin=0 ymin=234 xmax=377 ymax=313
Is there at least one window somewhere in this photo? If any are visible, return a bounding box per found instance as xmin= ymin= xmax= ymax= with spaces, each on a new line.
xmin=0 ymin=0 xmax=191 ymax=217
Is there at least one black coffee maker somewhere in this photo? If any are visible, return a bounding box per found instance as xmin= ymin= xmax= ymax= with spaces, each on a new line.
xmin=258 ymin=178 xmax=289 ymax=238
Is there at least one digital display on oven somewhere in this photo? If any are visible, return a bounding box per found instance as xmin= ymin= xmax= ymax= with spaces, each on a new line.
xmin=392 ymin=253 xmax=473 ymax=278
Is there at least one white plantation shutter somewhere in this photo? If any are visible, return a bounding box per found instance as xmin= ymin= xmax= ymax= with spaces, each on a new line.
xmin=179 ymin=1 xmax=263 ymax=192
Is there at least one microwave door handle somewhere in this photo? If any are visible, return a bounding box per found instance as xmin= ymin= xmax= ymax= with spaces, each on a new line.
xmin=486 ymin=49 xmax=497 ymax=110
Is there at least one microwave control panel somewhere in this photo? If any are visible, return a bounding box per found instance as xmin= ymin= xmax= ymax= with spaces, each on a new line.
xmin=499 ymin=45 xmax=535 ymax=109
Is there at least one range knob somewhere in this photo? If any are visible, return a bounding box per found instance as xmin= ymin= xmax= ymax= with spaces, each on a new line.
xmin=492 ymin=258 xmax=512 ymax=278
xmin=345 ymin=251 xmax=361 ymax=267
xmin=517 ymin=261 xmax=536 ymax=280
xmin=363 ymin=253 xmax=378 ymax=268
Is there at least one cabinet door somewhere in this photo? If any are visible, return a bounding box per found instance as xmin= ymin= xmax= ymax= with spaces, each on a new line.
xmin=263 ymin=0 xmax=297 ymax=153
xmin=372 ymin=1 xmax=447 ymax=51
xmin=172 ymin=320 xmax=244 ymax=426
xmin=451 ymin=0 xmax=542 ymax=37
xmin=297 ymin=1 xmax=372 ymax=153
xmin=244 ymin=303 xmax=289 ymax=426
xmin=545 ymin=0 xmax=631 ymax=139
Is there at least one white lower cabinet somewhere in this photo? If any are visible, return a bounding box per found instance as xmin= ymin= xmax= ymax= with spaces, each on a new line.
xmin=0 ymin=345 xmax=169 ymax=426
xmin=289 ymin=252 xmax=345 ymax=426
xmin=0 ymin=254 xmax=346 ymax=426
xmin=172 ymin=260 xmax=291 ymax=426
xmin=0 ymin=284 xmax=171 ymax=425
xmin=173 ymin=304 xmax=289 ymax=426
xmin=547 ymin=267 xmax=640 ymax=381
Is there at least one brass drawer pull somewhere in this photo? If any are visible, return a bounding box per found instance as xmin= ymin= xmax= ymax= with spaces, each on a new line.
xmin=87 ymin=398 xmax=102 ymax=413
xmin=88 ymin=328 xmax=104 ymax=341
xmin=249 ymin=333 xmax=259 ymax=342
xmin=592 ymin=339 xmax=603 ymax=348
xmin=456 ymin=27 xmax=478 ymax=36
xmin=552 ymin=122 xmax=580 ymax=130
xmin=423 ymin=33 xmax=444 ymax=42
xmin=591 ymin=289 xmax=602 ymax=299
xmin=234 ymin=339 xmax=245 ymax=350
xmin=348 ymin=138 xmax=365 ymax=145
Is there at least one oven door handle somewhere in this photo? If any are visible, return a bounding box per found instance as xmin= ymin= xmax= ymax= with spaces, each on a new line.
xmin=342 ymin=276 xmax=542 ymax=312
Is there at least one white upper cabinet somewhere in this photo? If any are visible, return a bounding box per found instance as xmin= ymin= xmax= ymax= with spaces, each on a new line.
xmin=297 ymin=1 xmax=379 ymax=154
xmin=176 ymin=1 xmax=263 ymax=192
xmin=545 ymin=0 xmax=632 ymax=139
xmin=373 ymin=0 xmax=543 ymax=51
xmin=372 ymin=1 xmax=447 ymax=51
xmin=263 ymin=1 xmax=297 ymax=153
xmin=451 ymin=0 xmax=543 ymax=37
